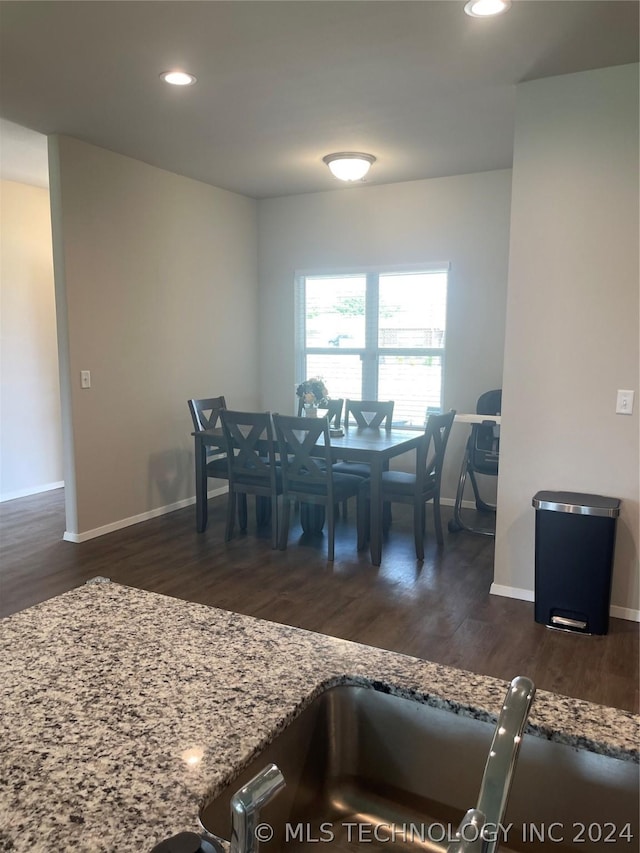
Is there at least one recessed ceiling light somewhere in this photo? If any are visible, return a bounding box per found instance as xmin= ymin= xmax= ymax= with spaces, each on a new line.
xmin=323 ymin=152 xmax=376 ymax=182
xmin=160 ymin=70 xmax=197 ymax=86
xmin=464 ymin=0 xmax=511 ymax=17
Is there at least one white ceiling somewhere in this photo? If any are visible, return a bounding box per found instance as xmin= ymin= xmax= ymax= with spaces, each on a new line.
xmin=0 ymin=1 xmax=637 ymax=198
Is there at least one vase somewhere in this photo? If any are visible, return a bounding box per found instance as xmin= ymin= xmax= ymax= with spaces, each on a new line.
xmin=303 ymin=404 xmax=318 ymax=417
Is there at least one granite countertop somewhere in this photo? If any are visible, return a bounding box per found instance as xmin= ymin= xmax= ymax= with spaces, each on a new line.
xmin=1 ymin=581 xmax=638 ymax=852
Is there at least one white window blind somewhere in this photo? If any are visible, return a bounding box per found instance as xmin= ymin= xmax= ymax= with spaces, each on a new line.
xmin=295 ymin=266 xmax=448 ymax=427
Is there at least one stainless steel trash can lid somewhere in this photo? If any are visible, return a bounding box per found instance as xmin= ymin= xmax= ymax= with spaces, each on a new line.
xmin=532 ymin=491 xmax=620 ymax=517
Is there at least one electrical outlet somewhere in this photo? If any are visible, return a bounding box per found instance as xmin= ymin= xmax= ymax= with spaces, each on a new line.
xmin=80 ymin=370 xmax=91 ymax=389
xmin=615 ymin=389 xmax=634 ymax=415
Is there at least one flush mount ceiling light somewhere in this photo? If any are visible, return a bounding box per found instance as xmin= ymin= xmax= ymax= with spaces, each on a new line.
xmin=464 ymin=0 xmax=511 ymax=17
xmin=323 ymin=152 xmax=376 ymax=182
xmin=160 ymin=70 xmax=197 ymax=86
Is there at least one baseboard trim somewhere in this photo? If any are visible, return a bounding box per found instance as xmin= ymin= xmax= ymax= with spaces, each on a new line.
xmin=490 ymin=584 xmax=640 ymax=622
xmin=0 ymin=481 xmax=64 ymax=503
xmin=63 ymin=486 xmax=228 ymax=543
xmin=489 ymin=583 xmax=535 ymax=602
xmin=440 ymin=497 xmax=476 ymax=509
xmin=610 ymin=605 xmax=640 ymax=622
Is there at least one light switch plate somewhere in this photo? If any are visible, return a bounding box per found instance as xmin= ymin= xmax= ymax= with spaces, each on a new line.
xmin=80 ymin=370 xmax=91 ymax=389
xmin=616 ymin=389 xmax=634 ymax=415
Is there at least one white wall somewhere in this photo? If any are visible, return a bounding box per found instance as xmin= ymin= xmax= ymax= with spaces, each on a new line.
xmin=0 ymin=179 xmax=63 ymax=500
xmin=49 ymin=136 xmax=258 ymax=537
xmin=257 ymin=170 xmax=512 ymax=499
xmin=494 ymin=64 xmax=639 ymax=618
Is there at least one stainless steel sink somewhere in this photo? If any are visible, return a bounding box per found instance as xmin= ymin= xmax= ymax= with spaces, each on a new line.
xmin=200 ymin=685 xmax=639 ymax=853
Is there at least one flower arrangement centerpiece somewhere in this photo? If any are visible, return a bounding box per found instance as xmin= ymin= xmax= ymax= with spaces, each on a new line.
xmin=296 ymin=377 xmax=329 ymax=410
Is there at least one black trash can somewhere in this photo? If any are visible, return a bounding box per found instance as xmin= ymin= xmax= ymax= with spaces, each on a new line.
xmin=532 ymin=491 xmax=620 ymax=635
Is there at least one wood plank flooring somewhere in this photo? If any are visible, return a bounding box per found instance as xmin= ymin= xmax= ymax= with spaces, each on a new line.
xmin=1 ymin=488 xmax=637 ymax=713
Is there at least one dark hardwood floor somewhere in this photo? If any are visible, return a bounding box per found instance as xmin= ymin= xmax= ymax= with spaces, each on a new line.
xmin=1 ymin=488 xmax=638 ymax=713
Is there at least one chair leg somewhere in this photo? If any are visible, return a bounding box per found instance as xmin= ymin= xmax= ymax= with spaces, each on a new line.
xmin=238 ymin=494 xmax=248 ymax=531
xmin=270 ymin=496 xmax=279 ymax=549
xmin=326 ymin=502 xmax=335 ymax=561
xmin=356 ymin=492 xmax=367 ymax=551
xmin=278 ymin=498 xmax=291 ymax=551
xmin=413 ymin=501 xmax=425 ymax=561
xmin=433 ymin=497 xmax=444 ymax=546
xmin=225 ymin=491 xmax=236 ymax=542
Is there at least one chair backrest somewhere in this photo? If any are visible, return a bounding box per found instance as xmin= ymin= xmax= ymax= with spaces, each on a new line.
xmin=345 ymin=400 xmax=394 ymax=430
xmin=476 ymin=389 xmax=501 ymax=416
xmin=416 ymin=410 xmax=456 ymax=494
xmin=296 ymin=397 xmax=344 ymax=427
xmin=188 ymin=396 xmax=227 ymax=431
xmin=273 ymin=414 xmax=334 ymax=500
xmin=220 ymin=410 xmax=278 ymax=490
xmin=472 ymin=390 xmax=501 ymax=472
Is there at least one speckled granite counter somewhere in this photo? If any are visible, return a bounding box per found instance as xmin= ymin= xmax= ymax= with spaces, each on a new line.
xmin=1 ymin=581 xmax=638 ymax=852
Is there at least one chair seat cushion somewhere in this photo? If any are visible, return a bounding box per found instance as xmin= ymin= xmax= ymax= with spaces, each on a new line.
xmin=206 ymin=456 xmax=228 ymax=477
xmin=234 ymin=467 xmax=283 ymax=490
xmin=377 ymin=470 xmax=436 ymax=496
xmin=289 ymin=472 xmax=365 ymax=500
xmin=332 ymin=461 xmax=371 ymax=479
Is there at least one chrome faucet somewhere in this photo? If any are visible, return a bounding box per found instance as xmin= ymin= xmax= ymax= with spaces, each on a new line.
xmin=447 ymin=676 xmax=536 ymax=853
xmin=229 ymin=763 xmax=286 ymax=853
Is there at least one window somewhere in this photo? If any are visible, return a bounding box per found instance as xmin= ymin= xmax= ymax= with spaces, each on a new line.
xmin=296 ymin=266 xmax=448 ymax=427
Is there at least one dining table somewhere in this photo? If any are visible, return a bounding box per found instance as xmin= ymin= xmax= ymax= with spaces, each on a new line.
xmin=192 ymin=424 xmax=423 ymax=566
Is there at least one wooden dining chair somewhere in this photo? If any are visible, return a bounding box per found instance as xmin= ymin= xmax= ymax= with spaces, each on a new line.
xmin=359 ymin=410 xmax=456 ymax=560
xmin=344 ymin=399 xmax=394 ymax=430
xmin=188 ymin=396 xmax=227 ymax=475
xmin=220 ymin=410 xmax=282 ymax=548
xmin=272 ymin=414 xmax=366 ymax=561
xmin=333 ymin=399 xmax=395 ymax=519
xmin=296 ymin=397 xmax=344 ymax=427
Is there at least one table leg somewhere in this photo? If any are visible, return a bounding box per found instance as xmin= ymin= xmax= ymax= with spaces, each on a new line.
xmin=369 ymin=457 xmax=384 ymax=566
xmin=195 ymin=436 xmax=208 ymax=533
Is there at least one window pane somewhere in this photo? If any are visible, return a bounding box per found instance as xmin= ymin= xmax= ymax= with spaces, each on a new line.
xmin=378 ymin=272 xmax=447 ymax=349
xmin=306 ymin=354 xmax=362 ymax=403
xmin=378 ymin=355 xmax=443 ymax=427
xmin=305 ymin=276 xmax=366 ymax=349
xmin=299 ymin=269 xmax=448 ymax=428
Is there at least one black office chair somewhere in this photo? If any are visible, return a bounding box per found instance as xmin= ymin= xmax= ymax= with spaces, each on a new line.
xmin=448 ymin=389 xmax=501 ymax=536
xmin=359 ymin=410 xmax=456 ymax=560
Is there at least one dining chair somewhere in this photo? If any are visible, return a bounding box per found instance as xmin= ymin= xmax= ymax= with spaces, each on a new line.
xmin=296 ymin=397 xmax=344 ymax=427
xmin=333 ymin=399 xmax=395 ymax=519
xmin=219 ymin=410 xmax=282 ymax=548
xmin=272 ymin=414 xmax=366 ymax=561
xmin=359 ymin=410 xmax=456 ymax=560
xmin=344 ymin=399 xmax=394 ymax=430
xmin=188 ymin=396 xmax=229 ymax=508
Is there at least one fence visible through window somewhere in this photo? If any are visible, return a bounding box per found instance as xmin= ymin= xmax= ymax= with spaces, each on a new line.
xmin=296 ymin=267 xmax=448 ymax=427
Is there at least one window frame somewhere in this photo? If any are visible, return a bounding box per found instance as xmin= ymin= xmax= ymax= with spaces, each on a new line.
xmin=295 ymin=263 xmax=450 ymax=430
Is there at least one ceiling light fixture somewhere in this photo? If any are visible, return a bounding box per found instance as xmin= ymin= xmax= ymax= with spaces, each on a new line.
xmin=323 ymin=152 xmax=376 ymax=182
xmin=464 ymin=0 xmax=511 ymax=17
xmin=160 ymin=70 xmax=197 ymax=86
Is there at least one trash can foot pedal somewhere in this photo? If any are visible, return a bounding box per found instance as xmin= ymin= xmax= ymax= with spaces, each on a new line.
xmin=549 ymin=615 xmax=588 ymax=632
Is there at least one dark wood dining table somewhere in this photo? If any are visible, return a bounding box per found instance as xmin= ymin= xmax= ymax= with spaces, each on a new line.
xmin=192 ymin=425 xmax=423 ymax=566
